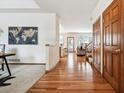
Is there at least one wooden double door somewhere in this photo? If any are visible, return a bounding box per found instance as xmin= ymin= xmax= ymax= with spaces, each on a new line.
xmin=103 ymin=0 xmax=121 ymax=92
xmin=93 ymin=18 xmax=101 ymax=72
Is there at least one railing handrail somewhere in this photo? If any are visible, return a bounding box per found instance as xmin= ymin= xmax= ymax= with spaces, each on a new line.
xmin=86 ymin=41 xmax=93 ymax=48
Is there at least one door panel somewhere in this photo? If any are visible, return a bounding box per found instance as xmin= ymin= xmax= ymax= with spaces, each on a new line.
xmin=103 ymin=0 xmax=121 ymax=92
xmin=112 ymin=20 xmax=119 ymax=45
xmin=121 ymin=0 xmax=124 ymax=92
xmin=93 ymin=18 xmax=101 ymax=72
xmin=112 ymin=54 xmax=119 ymax=80
xmin=105 ymin=26 xmax=111 ymax=46
xmin=106 ymin=52 xmax=112 ymax=75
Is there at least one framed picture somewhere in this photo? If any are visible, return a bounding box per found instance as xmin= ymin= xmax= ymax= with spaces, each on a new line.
xmin=8 ymin=27 xmax=38 ymax=45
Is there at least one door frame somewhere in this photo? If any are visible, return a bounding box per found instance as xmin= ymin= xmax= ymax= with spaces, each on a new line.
xmin=121 ymin=0 xmax=124 ymax=92
xmin=67 ymin=37 xmax=74 ymax=52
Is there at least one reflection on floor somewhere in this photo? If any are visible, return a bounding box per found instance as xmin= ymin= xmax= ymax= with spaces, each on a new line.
xmin=27 ymin=53 xmax=117 ymax=93
xmin=0 ymin=64 xmax=45 ymax=93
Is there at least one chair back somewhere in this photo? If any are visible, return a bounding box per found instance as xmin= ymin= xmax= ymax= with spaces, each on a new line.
xmin=0 ymin=44 xmax=5 ymax=70
xmin=0 ymin=44 xmax=5 ymax=53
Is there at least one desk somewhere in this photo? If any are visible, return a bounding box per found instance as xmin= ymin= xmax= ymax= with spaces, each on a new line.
xmin=0 ymin=53 xmax=16 ymax=76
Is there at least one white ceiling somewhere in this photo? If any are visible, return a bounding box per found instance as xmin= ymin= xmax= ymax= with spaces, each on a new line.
xmin=0 ymin=0 xmax=40 ymax=9
xmin=35 ymin=0 xmax=99 ymax=33
xmin=0 ymin=0 xmax=99 ymax=33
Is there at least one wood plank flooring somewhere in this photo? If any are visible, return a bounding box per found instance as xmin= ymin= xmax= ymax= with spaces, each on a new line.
xmin=27 ymin=53 xmax=117 ymax=93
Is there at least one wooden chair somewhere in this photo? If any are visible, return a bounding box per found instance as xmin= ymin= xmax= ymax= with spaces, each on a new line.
xmin=0 ymin=44 xmax=5 ymax=71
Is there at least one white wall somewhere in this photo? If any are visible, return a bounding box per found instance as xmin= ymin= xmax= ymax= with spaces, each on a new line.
xmin=91 ymin=0 xmax=113 ymax=23
xmin=45 ymin=16 xmax=59 ymax=71
xmin=0 ymin=13 xmax=59 ymax=63
xmin=46 ymin=45 xmax=59 ymax=71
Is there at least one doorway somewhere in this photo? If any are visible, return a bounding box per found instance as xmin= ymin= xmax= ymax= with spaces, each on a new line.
xmin=67 ymin=37 xmax=74 ymax=53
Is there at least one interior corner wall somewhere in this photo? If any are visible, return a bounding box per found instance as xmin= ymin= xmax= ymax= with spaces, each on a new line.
xmin=0 ymin=13 xmax=58 ymax=63
xmin=91 ymin=0 xmax=113 ymax=23
xmin=56 ymin=15 xmax=60 ymax=62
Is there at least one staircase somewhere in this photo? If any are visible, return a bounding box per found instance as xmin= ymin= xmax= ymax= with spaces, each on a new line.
xmin=85 ymin=41 xmax=93 ymax=64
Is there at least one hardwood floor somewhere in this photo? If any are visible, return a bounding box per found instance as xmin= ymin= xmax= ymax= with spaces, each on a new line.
xmin=27 ymin=53 xmax=117 ymax=93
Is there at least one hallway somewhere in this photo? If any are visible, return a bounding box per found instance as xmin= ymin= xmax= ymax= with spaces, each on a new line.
xmin=27 ymin=53 xmax=117 ymax=93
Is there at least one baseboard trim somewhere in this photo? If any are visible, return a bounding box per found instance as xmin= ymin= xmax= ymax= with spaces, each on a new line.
xmin=8 ymin=63 xmax=46 ymax=65
xmin=92 ymin=63 xmax=102 ymax=75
